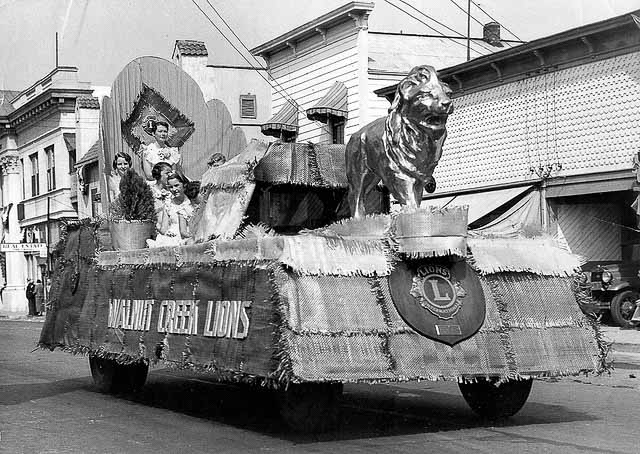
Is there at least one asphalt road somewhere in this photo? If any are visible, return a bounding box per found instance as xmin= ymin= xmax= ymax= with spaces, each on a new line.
xmin=1 ymin=320 xmax=639 ymax=454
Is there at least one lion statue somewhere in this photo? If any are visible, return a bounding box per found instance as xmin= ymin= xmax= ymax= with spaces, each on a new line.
xmin=345 ymin=65 xmax=453 ymax=218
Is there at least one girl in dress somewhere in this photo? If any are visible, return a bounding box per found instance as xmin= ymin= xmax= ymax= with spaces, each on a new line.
xmin=147 ymin=172 xmax=193 ymax=247
xmin=149 ymin=162 xmax=173 ymax=213
xmin=141 ymin=120 xmax=181 ymax=181
xmin=106 ymin=152 xmax=132 ymax=203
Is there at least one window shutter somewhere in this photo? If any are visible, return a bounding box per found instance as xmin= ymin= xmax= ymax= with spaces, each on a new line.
xmin=239 ymin=95 xmax=257 ymax=119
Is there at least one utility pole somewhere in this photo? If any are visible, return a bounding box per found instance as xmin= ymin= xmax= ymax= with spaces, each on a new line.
xmin=46 ymin=196 xmax=51 ymax=275
xmin=466 ymin=0 xmax=471 ymax=61
xmin=55 ymin=32 xmax=59 ymax=68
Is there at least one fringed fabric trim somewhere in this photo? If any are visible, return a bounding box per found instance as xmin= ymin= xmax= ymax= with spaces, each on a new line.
xmin=280 ymin=235 xmax=391 ymax=277
xmin=269 ymin=265 xmax=295 ymax=387
xmin=469 ymin=236 xmax=582 ymax=276
xmin=396 ymin=236 xmax=467 ymax=259
xmin=318 ymin=213 xmax=392 ymax=239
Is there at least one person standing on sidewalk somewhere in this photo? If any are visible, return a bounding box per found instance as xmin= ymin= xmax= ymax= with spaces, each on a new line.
xmin=35 ymin=279 xmax=44 ymax=316
xmin=25 ymin=279 xmax=36 ymax=317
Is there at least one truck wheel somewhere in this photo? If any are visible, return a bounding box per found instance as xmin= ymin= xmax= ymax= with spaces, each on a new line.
xmin=610 ymin=290 xmax=639 ymax=328
xmin=89 ymin=356 xmax=118 ymax=393
xmin=277 ymin=382 xmax=343 ymax=432
xmin=459 ymin=378 xmax=532 ymax=419
xmin=89 ymin=357 xmax=149 ymax=394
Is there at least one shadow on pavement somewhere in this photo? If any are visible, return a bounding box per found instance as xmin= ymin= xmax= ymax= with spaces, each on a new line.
xmin=112 ymin=369 xmax=597 ymax=442
xmin=0 ymin=377 xmax=92 ymax=405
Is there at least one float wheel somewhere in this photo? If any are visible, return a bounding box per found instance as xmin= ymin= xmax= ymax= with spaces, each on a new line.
xmin=89 ymin=356 xmax=149 ymax=394
xmin=277 ymin=382 xmax=343 ymax=432
xmin=458 ymin=378 xmax=532 ymax=419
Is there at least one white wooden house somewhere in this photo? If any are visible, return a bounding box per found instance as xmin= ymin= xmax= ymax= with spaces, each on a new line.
xmin=251 ymin=1 xmax=495 ymax=145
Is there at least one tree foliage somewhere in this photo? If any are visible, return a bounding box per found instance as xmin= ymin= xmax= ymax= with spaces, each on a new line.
xmin=113 ymin=170 xmax=157 ymax=222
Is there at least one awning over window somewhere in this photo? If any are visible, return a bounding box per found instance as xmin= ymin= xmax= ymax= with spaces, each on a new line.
xmin=306 ymin=81 xmax=348 ymax=123
xmin=422 ymin=185 xmax=532 ymax=225
xmin=75 ymin=140 xmax=101 ymax=167
xmin=261 ymin=101 xmax=298 ymax=138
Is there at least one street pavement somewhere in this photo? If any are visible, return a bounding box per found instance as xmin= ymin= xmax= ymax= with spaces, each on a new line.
xmin=1 ymin=319 xmax=639 ymax=453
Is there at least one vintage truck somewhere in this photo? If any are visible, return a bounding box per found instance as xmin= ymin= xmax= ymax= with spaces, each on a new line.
xmin=39 ymin=57 xmax=606 ymax=432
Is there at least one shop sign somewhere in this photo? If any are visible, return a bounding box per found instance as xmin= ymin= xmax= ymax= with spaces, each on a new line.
xmin=0 ymin=243 xmax=47 ymax=257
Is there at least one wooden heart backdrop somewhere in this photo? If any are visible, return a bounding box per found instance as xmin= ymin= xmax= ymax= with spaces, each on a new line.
xmin=99 ymin=56 xmax=247 ymax=209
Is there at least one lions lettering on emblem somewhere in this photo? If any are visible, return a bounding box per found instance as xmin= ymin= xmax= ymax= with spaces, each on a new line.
xmin=409 ymin=265 xmax=467 ymax=320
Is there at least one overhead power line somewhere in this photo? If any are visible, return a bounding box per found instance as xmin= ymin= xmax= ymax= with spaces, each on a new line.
xmin=189 ymin=0 xmax=299 ymax=112
xmin=191 ymin=0 xmax=335 ymax=138
xmin=448 ymin=0 xmax=485 ymax=28
xmin=449 ymin=0 xmax=522 ymax=44
xmin=201 ymin=0 xmax=302 ymax=116
xmin=383 ymin=0 xmax=485 ymax=56
xmin=469 ymin=0 xmax=523 ymax=41
xmin=394 ymin=0 xmax=495 ymax=54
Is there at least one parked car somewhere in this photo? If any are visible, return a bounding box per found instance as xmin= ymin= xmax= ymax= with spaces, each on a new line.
xmin=582 ymin=261 xmax=640 ymax=327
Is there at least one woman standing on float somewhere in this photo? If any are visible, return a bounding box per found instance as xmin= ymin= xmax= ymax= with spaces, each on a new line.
xmin=140 ymin=120 xmax=182 ymax=181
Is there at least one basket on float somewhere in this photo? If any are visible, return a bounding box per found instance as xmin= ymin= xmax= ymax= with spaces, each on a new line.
xmin=108 ymin=220 xmax=155 ymax=251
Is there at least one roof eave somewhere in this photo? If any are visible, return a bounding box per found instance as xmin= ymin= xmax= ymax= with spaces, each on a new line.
xmin=250 ymin=1 xmax=374 ymax=57
xmin=374 ymin=9 xmax=640 ymax=100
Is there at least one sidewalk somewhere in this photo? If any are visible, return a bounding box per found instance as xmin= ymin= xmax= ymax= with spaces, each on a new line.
xmin=0 ymin=313 xmax=46 ymax=322
xmin=600 ymin=325 xmax=640 ymax=369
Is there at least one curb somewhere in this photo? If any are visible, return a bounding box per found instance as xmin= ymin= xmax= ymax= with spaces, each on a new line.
xmin=611 ymin=350 xmax=640 ymax=369
xmin=0 ymin=315 xmax=45 ymax=322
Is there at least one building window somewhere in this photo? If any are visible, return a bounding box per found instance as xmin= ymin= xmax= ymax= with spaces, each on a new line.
xmin=91 ymin=188 xmax=99 ymax=218
xmin=46 ymin=145 xmax=56 ymax=191
xmin=20 ymin=159 xmax=25 ymax=199
xmin=331 ymin=119 xmax=345 ymax=145
xmin=239 ymin=94 xmax=257 ymax=119
xmin=30 ymin=153 xmax=39 ymax=197
xmin=68 ymin=147 xmax=76 ymax=175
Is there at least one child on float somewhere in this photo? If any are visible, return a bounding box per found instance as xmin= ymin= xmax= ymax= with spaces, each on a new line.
xmin=106 ymin=152 xmax=132 ymax=202
xmin=141 ymin=120 xmax=181 ymax=182
xmin=147 ymin=171 xmax=193 ymax=247
xmin=148 ymin=162 xmax=173 ymax=213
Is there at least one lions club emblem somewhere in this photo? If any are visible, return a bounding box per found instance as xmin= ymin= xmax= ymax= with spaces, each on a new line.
xmin=389 ymin=261 xmax=486 ymax=346
xmin=409 ymin=265 xmax=467 ymax=320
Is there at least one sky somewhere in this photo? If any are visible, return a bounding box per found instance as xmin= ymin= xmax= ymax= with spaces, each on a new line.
xmin=0 ymin=0 xmax=639 ymax=91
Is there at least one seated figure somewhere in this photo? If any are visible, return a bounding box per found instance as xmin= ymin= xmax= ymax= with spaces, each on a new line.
xmin=147 ymin=171 xmax=193 ymax=248
xmin=148 ymin=162 xmax=173 ymax=213
xmin=141 ymin=120 xmax=181 ymax=181
xmin=106 ymin=152 xmax=133 ymax=203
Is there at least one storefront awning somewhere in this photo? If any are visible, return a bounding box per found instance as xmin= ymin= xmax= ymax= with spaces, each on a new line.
xmin=306 ymin=81 xmax=348 ymax=123
xmin=261 ymin=101 xmax=298 ymax=137
xmin=422 ymin=185 xmax=532 ymax=225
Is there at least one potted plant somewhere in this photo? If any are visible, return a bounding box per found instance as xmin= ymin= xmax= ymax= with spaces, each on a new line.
xmin=109 ymin=169 xmax=157 ymax=250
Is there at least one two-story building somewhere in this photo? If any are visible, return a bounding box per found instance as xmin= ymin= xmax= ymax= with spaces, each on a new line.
xmin=250 ymin=1 xmax=500 ymax=144
xmin=0 ymin=66 xmax=100 ymax=314
xmin=375 ymin=11 xmax=640 ymax=265
xmin=171 ymin=39 xmax=272 ymax=142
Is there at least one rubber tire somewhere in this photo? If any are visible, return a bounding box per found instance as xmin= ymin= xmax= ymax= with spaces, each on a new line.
xmin=610 ymin=290 xmax=639 ymax=328
xmin=89 ymin=356 xmax=149 ymax=394
xmin=459 ymin=378 xmax=532 ymax=419
xmin=277 ymin=382 xmax=343 ymax=432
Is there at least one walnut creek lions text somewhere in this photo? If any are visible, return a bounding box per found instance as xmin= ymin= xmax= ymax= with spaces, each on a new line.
xmin=107 ymin=299 xmax=251 ymax=339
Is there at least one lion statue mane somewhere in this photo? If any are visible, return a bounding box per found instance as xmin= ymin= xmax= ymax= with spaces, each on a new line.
xmin=345 ymin=65 xmax=453 ymax=218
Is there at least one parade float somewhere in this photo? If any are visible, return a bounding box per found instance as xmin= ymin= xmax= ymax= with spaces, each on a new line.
xmin=39 ymin=57 xmax=607 ymax=432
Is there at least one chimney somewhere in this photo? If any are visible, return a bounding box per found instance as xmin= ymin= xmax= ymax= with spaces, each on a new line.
xmin=172 ymin=40 xmax=209 ymax=70
xmin=483 ymin=22 xmax=503 ymax=47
